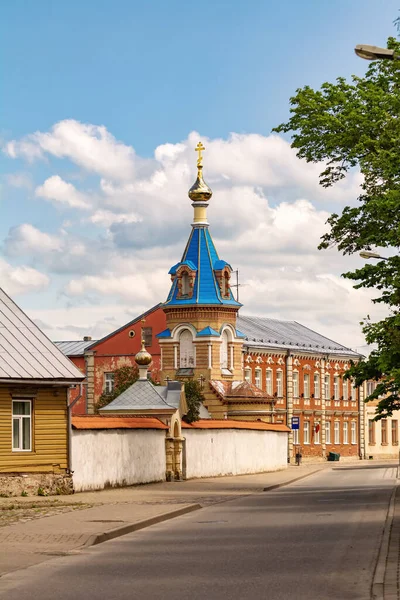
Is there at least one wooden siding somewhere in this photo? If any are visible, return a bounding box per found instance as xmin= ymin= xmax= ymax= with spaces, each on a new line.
xmin=0 ymin=385 xmax=68 ymax=473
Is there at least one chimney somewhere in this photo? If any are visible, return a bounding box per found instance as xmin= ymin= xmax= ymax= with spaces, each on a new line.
xmin=83 ymin=336 xmax=92 ymax=341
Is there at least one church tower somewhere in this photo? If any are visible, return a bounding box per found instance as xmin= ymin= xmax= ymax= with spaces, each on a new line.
xmin=157 ymin=143 xmax=247 ymax=418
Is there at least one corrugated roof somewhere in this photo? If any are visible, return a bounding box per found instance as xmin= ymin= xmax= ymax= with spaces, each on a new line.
xmin=54 ymin=340 xmax=97 ymax=356
xmin=237 ymin=315 xmax=360 ymax=357
xmin=100 ymin=379 xmax=175 ymax=412
xmin=0 ymin=288 xmax=85 ymax=381
xmin=182 ymin=419 xmax=289 ymax=432
xmin=72 ymin=416 xmax=168 ymax=430
xmin=164 ymin=227 xmax=241 ymax=308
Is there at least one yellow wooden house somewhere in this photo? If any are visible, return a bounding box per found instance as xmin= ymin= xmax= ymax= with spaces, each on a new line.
xmin=0 ymin=288 xmax=84 ymax=496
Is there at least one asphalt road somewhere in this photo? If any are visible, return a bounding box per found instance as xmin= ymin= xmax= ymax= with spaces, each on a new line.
xmin=0 ymin=464 xmax=396 ymax=600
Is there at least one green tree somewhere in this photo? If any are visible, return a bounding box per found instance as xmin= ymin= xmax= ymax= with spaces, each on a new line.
xmin=274 ymin=37 xmax=400 ymax=419
xmin=97 ymin=365 xmax=139 ymax=411
xmin=183 ymin=380 xmax=204 ymax=423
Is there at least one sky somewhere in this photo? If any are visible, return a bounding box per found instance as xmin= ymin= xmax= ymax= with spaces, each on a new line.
xmin=0 ymin=0 xmax=398 ymax=350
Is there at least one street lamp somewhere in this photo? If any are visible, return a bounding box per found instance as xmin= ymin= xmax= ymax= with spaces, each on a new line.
xmin=359 ymin=250 xmax=389 ymax=261
xmin=354 ymin=44 xmax=400 ymax=61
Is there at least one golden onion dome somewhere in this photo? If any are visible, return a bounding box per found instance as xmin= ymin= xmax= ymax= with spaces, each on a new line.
xmin=188 ymin=142 xmax=213 ymax=203
xmin=135 ymin=340 xmax=152 ymax=366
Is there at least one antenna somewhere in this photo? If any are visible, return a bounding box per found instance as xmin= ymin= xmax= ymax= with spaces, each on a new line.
xmin=231 ymin=269 xmax=248 ymax=302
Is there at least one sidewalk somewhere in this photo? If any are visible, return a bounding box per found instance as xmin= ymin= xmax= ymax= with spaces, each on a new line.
xmin=0 ymin=463 xmax=327 ymax=576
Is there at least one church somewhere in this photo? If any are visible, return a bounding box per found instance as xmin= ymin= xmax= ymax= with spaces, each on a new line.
xmin=57 ymin=143 xmax=364 ymax=462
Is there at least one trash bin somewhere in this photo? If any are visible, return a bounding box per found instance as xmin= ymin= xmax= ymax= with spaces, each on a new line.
xmin=328 ymin=452 xmax=340 ymax=461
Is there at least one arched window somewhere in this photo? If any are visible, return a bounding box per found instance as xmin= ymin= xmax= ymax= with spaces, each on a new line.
xmin=220 ymin=330 xmax=229 ymax=369
xmin=181 ymin=271 xmax=190 ymax=296
xmin=179 ymin=329 xmax=195 ymax=367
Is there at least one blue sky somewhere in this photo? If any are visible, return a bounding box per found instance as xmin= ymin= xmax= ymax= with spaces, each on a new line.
xmin=0 ymin=0 xmax=397 ymax=346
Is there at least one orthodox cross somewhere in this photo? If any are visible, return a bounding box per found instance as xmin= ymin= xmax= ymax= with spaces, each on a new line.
xmin=195 ymin=142 xmax=205 ymax=168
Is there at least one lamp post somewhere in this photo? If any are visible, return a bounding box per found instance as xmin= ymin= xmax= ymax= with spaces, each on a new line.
xmin=354 ymin=44 xmax=400 ymax=61
xmin=359 ymin=250 xmax=389 ymax=261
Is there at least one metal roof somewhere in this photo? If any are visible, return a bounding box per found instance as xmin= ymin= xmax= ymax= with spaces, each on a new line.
xmin=164 ymin=226 xmax=241 ymax=308
xmin=100 ymin=379 xmax=179 ymax=412
xmin=237 ymin=315 xmax=361 ymax=358
xmin=0 ymin=288 xmax=85 ymax=381
xmin=54 ymin=340 xmax=98 ymax=356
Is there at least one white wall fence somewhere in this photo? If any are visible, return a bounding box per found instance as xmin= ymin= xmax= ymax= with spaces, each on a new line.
xmin=71 ymin=426 xmax=288 ymax=492
xmin=183 ymin=428 xmax=288 ymax=479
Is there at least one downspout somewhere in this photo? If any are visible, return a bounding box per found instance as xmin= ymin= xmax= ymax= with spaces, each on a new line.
xmin=67 ymin=383 xmax=84 ymax=474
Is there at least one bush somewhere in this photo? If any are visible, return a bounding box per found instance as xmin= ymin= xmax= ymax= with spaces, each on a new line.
xmin=183 ymin=380 xmax=204 ymax=423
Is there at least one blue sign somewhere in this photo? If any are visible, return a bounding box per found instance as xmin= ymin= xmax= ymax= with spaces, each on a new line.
xmin=291 ymin=417 xmax=300 ymax=430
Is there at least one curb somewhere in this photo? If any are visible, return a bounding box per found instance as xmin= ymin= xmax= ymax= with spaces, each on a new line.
xmin=83 ymin=504 xmax=202 ymax=548
xmin=371 ymin=483 xmax=398 ymax=600
xmin=263 ymin=468 xmax=324 ymax=492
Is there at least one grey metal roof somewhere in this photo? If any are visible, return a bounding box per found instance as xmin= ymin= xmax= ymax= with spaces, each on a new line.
xmin=100 ymin=379 xmax=176 ymax=412
xmin=0 ymin=288 xmax=85 ymax=381
xmin=54 ymin=340 xmax=98 ymax=356
xmin=237 ymin=315 xmax=361 ymax=358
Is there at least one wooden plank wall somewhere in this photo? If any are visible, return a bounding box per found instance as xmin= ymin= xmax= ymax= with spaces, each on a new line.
xmin=0 ymin=385 xmax=68 ymax=473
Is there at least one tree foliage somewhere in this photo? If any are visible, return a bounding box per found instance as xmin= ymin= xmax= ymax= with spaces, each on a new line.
xmin=97 ymin=365 xmax=139 ymax=411
xmin=183 ymin=380 xmax=204 ymax=423
xmin=274 ymin=38 xmax=400 ymax=418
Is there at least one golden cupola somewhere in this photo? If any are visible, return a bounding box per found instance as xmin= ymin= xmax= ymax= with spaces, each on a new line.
xmin=189 ymin=142 xmax=213 ymax=225
xmin=135 ymin=339 xmax=152 ymax=380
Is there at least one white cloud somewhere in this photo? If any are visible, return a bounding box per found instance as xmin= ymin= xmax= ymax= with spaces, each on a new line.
xmin=89 ymin=209 xmax=141 ymax=228
xmin=0 ymin=258 xmax=49 ymax=296
xmin=5 ymin=223 xmax=62 ymax=256
xmin=35 ymin=175 xmax=91 ymax=209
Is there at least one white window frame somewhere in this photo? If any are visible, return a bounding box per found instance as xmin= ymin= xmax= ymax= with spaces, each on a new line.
xmin=179 ymin=329 xmax=195 ymax=368
xmin=220 ymin=330 xmax=229 ymax=370
xmin=324 ymin=374 xmax=330 ymax=400
xmin=293 ymin=428 xmax=299 ymax=445
xmin=343 ymin=379 xmax=348 ymax=401
xmin=325 ymin=421 xmax=331 ymax=444
xmin=276 ymin=370 xmax=283 ymax=398
xmin=314 ymin=422 xmax=320 ymax=444
xmin=351 ymin=421 xmax=357 ymax=444
xmin=343 ymin=422 xmax=349 ymax=444
xmin=334 ymin=421 xmax=340 ymax=445
xmin=293 ymin=371 xmax=299 ymax=398
xmin=255 ymin=368 xmax=262 ymax=389
xmin=304 ymin=421 xmax=310 ymax=444
xmin=334 ymin=375 xmax=340 ymax=401
xmin=244 ymin=368 xmax=251 ymax=383
xmin=12 ymin=400 xmax=32 ymax=452
xmin=304 ymin=373 xmax=310 ymax=399
xmin=314 ymin=373 xmax=320 ymax=399
xmin=104 ymin=372 xmax=115 ymax=394
xmin=266 ymin=369 xmax=272 ymax=395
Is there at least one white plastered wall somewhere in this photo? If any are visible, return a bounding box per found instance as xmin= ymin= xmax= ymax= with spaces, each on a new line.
xmin=184 ymin=429 xmax=288 ymax=479
xmin=72 ymin=429 xmax=166 ymax=492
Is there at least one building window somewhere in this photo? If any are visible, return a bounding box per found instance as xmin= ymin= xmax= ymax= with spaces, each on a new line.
xmin=141 ymin=327 xmax=153 ymax=347
xmin=350 ymin=380 xmax=356 ymax=401
xmin=392 ymin=421 xmax=398 ymax=445
xmin=293 ymin=427 xmax=299 ymax=445
xmin=255 ymin=368 xmax=262 ymax=389
xmin=334 ymin=375 xmax=340 ymax=400
xmin=104 ymin=372 xmax=115 ymax=394
xmin=368 ymin=419 xmax=375 ymax=445
xmin=179 ymin=329 xmax=195 ymax=368
xmin=304 ymin=373 xmax=310 ymax=399
xmin=324 ymin=374 xmax=330 ymax=400
xmin=325 ymin=421 xmax=331 ymax=444
xmin=343 ymin=379 xmax=348 ymax=401
xmin=244 ymin=368 xmax=251 ymax=383
xmin=351 ymin=421 xmax=357 ymax=445
xmin=381 ymin=419 xmax=388 ymax=445
xmin=220 ymin=330 xmax=229 ymax=370
xmin=12 ymin=400 xmax=32 ymax=451
xmin=266 ymin=369 xmax=272 ymax=395
xmin=293 ymin=372 xmax=299 ymax=398
xmin=334 ymin=421 xmax=340 ymax=445
xmin=343 ymin=422 xmax=349 ymax=444
xmin=314 ymin=373 xmax=320 ymax=399
xmin=366 ymin=381 xmax=377 ymax=397
xmin=276 ymin=371 xmax=283 ymax=398
xmin=314 ymin=422 xmax=320 ymax=444
xmin=304 ymin=421 xmax=310 ymax=444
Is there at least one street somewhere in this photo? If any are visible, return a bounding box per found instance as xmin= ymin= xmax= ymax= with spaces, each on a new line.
xmin=0 ymin=464 xmax=396 ymax=600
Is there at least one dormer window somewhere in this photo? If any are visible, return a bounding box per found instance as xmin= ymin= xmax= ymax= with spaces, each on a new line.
xmin=175 ymin=263 xmax=197 ymax=300
xmin=181 ymin=271 xmax=190 ymax=296
xmin=214 ymin=264 xmax=232 ymax=299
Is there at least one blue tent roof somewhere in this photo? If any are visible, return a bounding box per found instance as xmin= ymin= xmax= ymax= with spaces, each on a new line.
xmin=196 ymin=326 xmax=220 ymax=337
xmin=168 ymin=260 xmax=197 ymax=276
xmin=214 ymin=259 xmax=232 ymax=271
xmin=164 ymin=226 xmax=241 ymax=308
xmin=156 ymin=328 xmax=172 ymax=339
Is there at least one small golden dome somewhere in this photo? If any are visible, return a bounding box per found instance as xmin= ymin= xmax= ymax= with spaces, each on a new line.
xmin=135 ymin=340 xmax=152 ymax=366
xmin=189 ymin=141 xmax=212 ymax=203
